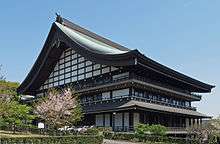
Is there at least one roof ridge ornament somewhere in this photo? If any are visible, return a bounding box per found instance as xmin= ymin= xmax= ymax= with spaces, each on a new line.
xmin=55 ymin=13 xmax=63 ymax=24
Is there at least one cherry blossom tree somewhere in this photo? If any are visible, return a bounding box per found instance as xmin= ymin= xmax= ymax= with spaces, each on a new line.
xmin=34 ymin=88 xmax=83 ymax=129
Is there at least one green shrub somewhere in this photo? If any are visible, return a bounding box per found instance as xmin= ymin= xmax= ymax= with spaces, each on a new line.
xmin=96 ymin=127 xmax=112 ymax=132
xmin=149 ymin=124 xmax=167 ymax=136
xmin=84 ymin=128 xmax=99 ymax=135
xmin=0 ymin=135 xmax=103 ymax=144
xmin=135 ymin=123 xmax=167 ymax=136
xmin=103 ymin=131 xmax=198 ymax=144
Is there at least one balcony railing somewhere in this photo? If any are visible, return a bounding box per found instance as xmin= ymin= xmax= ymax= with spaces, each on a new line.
xmin=74 ymin=74 xmax=201 ymax=100
xmin=81 ymin=95 xmax=197 ymax=111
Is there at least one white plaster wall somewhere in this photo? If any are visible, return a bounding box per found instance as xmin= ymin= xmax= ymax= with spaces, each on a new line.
xmin=133 ymin=113 xmax=140 ymax=127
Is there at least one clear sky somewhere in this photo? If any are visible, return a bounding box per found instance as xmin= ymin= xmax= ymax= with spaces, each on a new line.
xmin=0 ymin=0 xmax=219 ymax=117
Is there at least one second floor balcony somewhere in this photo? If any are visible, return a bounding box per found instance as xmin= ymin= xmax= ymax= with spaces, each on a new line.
xmin=74 ymin=73 xmax=201 ymax=101
xmin=80 ymin=94 xmax=197 ymax=111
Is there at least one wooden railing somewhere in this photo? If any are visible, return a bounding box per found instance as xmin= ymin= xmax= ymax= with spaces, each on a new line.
xmin=75 ymin=74 xmax=201 ymax=100
xmin=81 ymin=95 xmax=197 ymax=111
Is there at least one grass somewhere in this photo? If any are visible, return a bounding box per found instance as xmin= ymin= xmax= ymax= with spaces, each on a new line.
xmin=0 ymin=130 xmax=46 ymax=138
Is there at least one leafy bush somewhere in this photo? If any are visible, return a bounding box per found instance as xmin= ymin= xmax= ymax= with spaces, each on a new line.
xmin=208 ymin=133 xmax=219 ymax=144
xmin=149 ymin=124 xmax=167 ymax=136
xmin=0 ymin=135 xmax=103 ymax=144
xmin=83 ymin=128 xmax=99 ymax=135
xmin=96 ymin=127 xmax=112 ymax=132
xmin=103 ymin=131 xmax=198 ymax=144
xmin=135 ymin=123 xmax=167 ymax=136
xmin=0 ymin=80 xmax=19 ymax=96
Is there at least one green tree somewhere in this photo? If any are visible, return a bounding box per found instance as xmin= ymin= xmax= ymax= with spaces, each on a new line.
xmin=0 ymin=100 xmax=35 ymax=132
xmin=0 ymin=80 xmax=35 ymax=132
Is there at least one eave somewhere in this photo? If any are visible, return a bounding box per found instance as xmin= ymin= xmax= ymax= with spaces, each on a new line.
xmin=17 ymin=16 xmax=214 ymax=95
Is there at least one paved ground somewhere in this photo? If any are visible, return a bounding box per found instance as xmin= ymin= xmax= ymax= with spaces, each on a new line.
xmin=103 ymin=139 xmax=143 ymax=144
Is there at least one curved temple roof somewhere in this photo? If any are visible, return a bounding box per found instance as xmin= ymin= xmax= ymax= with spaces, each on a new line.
xmin=17 ymin=15 xmax=214 ymax=95
xmin=55 ymin=22 xmax=129 ymax=55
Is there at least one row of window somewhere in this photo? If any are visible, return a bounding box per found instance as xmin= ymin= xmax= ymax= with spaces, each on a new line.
xmin=40 ymin=48 xmax=119 ymax=90
xmin=132 ymin=89 xmax=191 ymax=107
xmin=81 ymin=88 xmax=130 ymax=102
xmin=80 ymin=88 xmax=191 ymax=108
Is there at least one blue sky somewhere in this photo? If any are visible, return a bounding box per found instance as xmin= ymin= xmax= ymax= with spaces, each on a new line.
xmin=0 ymin=0 xmax=219 ymax=117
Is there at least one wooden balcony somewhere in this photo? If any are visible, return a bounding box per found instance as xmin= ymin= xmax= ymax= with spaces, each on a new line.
xmin=81 ymin=95 xmax=197 ymax=111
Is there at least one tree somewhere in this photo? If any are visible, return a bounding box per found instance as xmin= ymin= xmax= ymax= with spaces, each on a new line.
xmin=0 ymin=80 xmax=35 ymax=132
xmin=0 ymin=100 xmax=35 ymax=131
xmin=34 ymin=88 xmax=83 ymax=129
xmin=0 ymin=80 xmax=19 ymax=96
xmin=188 ymin=118 xmax=220 ymax=143
xmin=0 ymin=64 xmax=5 ymax=80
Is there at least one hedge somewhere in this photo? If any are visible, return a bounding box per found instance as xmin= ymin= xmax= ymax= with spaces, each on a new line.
xmin=103 ymin=132 xmax=198 ymax=144
xmin=0 ymin=135 xmax=103 ymax=144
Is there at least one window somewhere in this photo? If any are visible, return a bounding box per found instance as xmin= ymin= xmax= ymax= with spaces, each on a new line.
xmin=78 ymin=57 xmax=84 ymax=63
xmin=59 ymin=80 xmax=64 ymax=85
xmin=72 ymin=54 xmax=77 ymax=59
xmin=60 ymin=69 xmax=64 ymax=74
xmin=78 ymin=68 xmax=84 ymax=74
xmin=60 ymin=64 xmax=64 ymax=69
xmin=65 ymin=56 xmax=71 ymax=62
xmin=86 ymin=61 xmax=92 ymax=66
xmin=102 ymin=92 xmax=111 ymax=100
xmin=72 ymin=70 xmax=77 ymax=76
xmin=112 ymin=89 xmax=129 ymax=99
xmin=65 ymin=61 xmax=71 ymax=67
xmin=65 ymin=50 xmax=71 ymax=56
xmin=102 ymin=67 xmax=110 ymax=74
xmin=72 ymin=59 xmax=77 ymax=65
xmin=86 ymin=66 xmax=92 ymax=72
xmin=54 ymin=71 xmax=58 ymax=76
xmin=93 ymin=64 xmax=100 ymax=70
xmin=54 ymin=76 xmax=58 ymax=81
xmin=65 ymin=72 xmax=71 ymax=78
xmin=54 ymin=82 xmax=59 ymax=86
xmin=72 ymin=65 xmax=77 ymax=71
xmin=59 ymin=75 xmax=64 ymax=80
xmin=78 ymin=74 xmax=84 ymax=80
xmin=78 ymin=63 xmax=84 ymax=69
xmin=72 ymin=76 xmax=77 ymax=82
xmin=93 ymin=70 xmax=101 ymax=76
xmin=65 ymin=78 xmax=71 ymax=84
xmin=86 ymin=72 xmax=92 ymax=78
xmin=65 ymin=67 xmax=71 ymax=72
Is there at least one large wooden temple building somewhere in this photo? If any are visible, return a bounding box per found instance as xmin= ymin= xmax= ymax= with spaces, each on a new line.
xmin=18 ymin=15 xmax=214 ymax=132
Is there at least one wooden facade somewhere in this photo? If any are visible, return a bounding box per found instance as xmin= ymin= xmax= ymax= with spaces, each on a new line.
xmin=18 ymin=15 xmax=214 ymax=132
